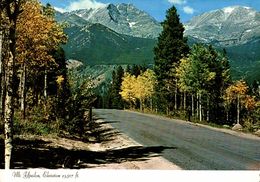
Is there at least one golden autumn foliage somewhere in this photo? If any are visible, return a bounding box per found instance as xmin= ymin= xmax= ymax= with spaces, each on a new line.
xmin=244 ymin=95 xmax=257 ymax=111
xmin=224 ymin=80 xmax=248 ymax=103
xmin=56 ymin=75 xmax=65 ymax=87
xmin=120 ymin=69 xmax=156 ymax=109
xmin=120 ymin=72 xmax=136 ymax=104
xmin=135 ymin=69 xmax=156 ymax=101
xmin=16 ymin=0 xmax=67 ymax=67
xmin=224 ymin=80 xmax=258 ymax=125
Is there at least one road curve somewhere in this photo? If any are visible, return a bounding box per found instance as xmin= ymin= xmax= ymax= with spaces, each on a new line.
xmin=93 ymin=109 xmax=260 ymax=170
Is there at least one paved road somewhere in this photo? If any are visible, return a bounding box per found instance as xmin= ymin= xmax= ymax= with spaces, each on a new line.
xmin=93 ymin=109 xmax=260 ymax=170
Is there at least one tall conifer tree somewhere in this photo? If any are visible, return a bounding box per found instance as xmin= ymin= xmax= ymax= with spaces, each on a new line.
xmin=109 ymin=66 xmax=124 ymax=109
xmin=154 ymin=6 xmax=189 ymax=112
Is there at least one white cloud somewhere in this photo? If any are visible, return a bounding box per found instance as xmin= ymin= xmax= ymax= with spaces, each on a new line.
xmin=58 ymin=0 xmax=107 ymax=12
xmin=183 ymin=6 xmax=194 ymax=14
xmin=168 ymin=0 xmax=187 ymax=5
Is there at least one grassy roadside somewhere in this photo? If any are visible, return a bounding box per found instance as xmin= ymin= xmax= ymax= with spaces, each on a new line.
xmin=126 ymin=109 xmax=260 ymax=137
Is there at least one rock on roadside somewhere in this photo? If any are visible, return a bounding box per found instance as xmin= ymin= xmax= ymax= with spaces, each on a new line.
xmin=255 ymin=130 xmax=260 ymax=136
xmin=232 ymin=123 xmax=243 ymax=131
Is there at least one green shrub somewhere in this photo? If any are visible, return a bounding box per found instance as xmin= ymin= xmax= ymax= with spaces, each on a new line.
xmin=13 ymin=112 xmax=56 ymax=136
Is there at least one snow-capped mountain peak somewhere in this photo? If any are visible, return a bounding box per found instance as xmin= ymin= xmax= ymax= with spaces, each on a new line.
xmin=65 ymin=3 xmax=162 ymax=39
xmin=223 ymin=6 xmax=236 ymax=14
xmin=185 ymin=6 xmax=260 ymax=46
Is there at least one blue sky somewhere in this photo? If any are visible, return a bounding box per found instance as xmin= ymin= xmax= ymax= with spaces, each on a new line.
xmin=40 ymin=0 xmax=260 ymax=22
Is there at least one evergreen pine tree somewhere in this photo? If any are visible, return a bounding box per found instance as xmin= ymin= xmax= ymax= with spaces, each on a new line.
xmin=131 ymin=64 xmax=141 ymax=77
xmin=126 ymin=65 xmax=131 ymax=73
xmin=154 ymin=6 xmax=189 ymax=112
xmin=109 ymin=66 xmax=124 ymax=109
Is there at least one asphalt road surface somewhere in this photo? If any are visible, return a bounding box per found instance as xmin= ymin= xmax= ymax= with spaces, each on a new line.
xmin=93 ymin=109 xmax=260 ymax=170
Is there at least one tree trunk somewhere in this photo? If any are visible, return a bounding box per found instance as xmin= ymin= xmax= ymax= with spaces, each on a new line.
xmin=0 ymin=30 xmax=3 ymax=66
xmin=129 ymin=101 xmax=133 ymax=110
xmin=0 ymin=31 xmax=3 ymax=81
xmin=196 ymin=93 xmax=199 ymax=119
xmin=237 ymin=95 xmax=240 ymax=124
xmin=44 ymin=69 xmax=47 ymax=100
xmin=206 ymin=95 xmax=209 ymax=122
xmin=4 ymin=51 xmax=15 ymax=169
xmin=180 ymin=92 xmax=183 ymax=110
xmin=183 ymin=91 xmax=186 ymax=110
xmin=19 ymin=63 xmax=26 ymax=119
xmin=226 ymin=111 xmax=229 ymax=123
xmin=191 ymin=94 xmax=194 ymax=116
xmin=199 ymin=93 xmax=202 ymax=122
xmin=0 ymin=30 xmax=4 ymax=114
xmin=1 ymin=58 xmax=6 ymax=118
xmin=150 ymin=98 xmax=153 ymax=111
xmin=140 ymin=99 xmax=143 ymax=112
xmin=174 ymin=80 xmax=178 ymax=110
xmin=4 ymin=4 xmax=20 ymax=168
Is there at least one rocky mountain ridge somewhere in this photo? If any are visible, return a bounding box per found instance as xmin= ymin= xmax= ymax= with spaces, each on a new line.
xmin=184 ymin=6 xmax=260 ymax=47
xmin=56 ymin=10 xmax=156 ymax=65
xmin=63 ymin=3 xmax=162 ymax=39
xmin=55 ymin=4 xmax=260 ymax=81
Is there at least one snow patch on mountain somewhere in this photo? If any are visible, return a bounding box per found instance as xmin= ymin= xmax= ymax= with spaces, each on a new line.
xmin=223 ymin=7 xmax=235 ymax=14
xmin=65 ymin=3 xmax=162 ymax=39
xmin=185 ymin=6 xmax=260 ymax=46
xmin=129 ymin=22 xmax=137 ymax=28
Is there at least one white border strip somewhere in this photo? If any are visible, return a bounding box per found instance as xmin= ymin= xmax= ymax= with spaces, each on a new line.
xmin=1 ymin=170 xmax=259 ymax=182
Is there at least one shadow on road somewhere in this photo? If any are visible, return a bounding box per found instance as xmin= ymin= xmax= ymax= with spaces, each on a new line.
xmin=0 ymin=118 xmax=177 ymax=169
xmin=0 ymin=137 xmax=176 ymax=169
xmin=57 ymin=119 xmax=121 ymax=144
xmin=83 ymin=119 xmax=122 ymax=143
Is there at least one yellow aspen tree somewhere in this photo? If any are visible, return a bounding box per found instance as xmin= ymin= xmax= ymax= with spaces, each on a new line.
xmin=120 ymin=73 xmax=137 ymax=108
xmin=135 ymin=69 xmax=156 ymax=111
xmin=224 ymin=80 xmax=248 ymax=124
xmin=16 ymin=0 xmax=66 ymax=115
xmin=176 ymin=58 xmax=192 ymax=111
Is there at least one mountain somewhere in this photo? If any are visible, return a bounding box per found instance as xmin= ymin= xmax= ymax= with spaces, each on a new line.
xmin=56 ymin=9 xmax=156 ymax=66
xmin=63 ymin=23 xmax=156 ymax=65
xmin=55 ymin=4 xmax=159 ymax=93
xmin=66 ymin=3 xmax=162 ymax=39
xmin=185 ymin=6 xmax=260 ymax=46
xmin=55 ymin=11 xmax=92 ymax=27
xmin=184 ymin=6 xmax=260 ymax=81
xmin=57 ymin=4 xmax=260 ymax=82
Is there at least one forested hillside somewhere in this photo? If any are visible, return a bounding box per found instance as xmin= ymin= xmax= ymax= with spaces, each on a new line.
xmin=63 ymin=24 xmax=156 ymax=65
xmin=56 ymin=10 xmax=156 ymax=65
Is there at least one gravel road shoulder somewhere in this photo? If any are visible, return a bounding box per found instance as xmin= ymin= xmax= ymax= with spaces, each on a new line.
xmin=125 ymin=110 xmax=260 ymax=141
xmin=86 ymin=119 xmax=182 ymax=170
